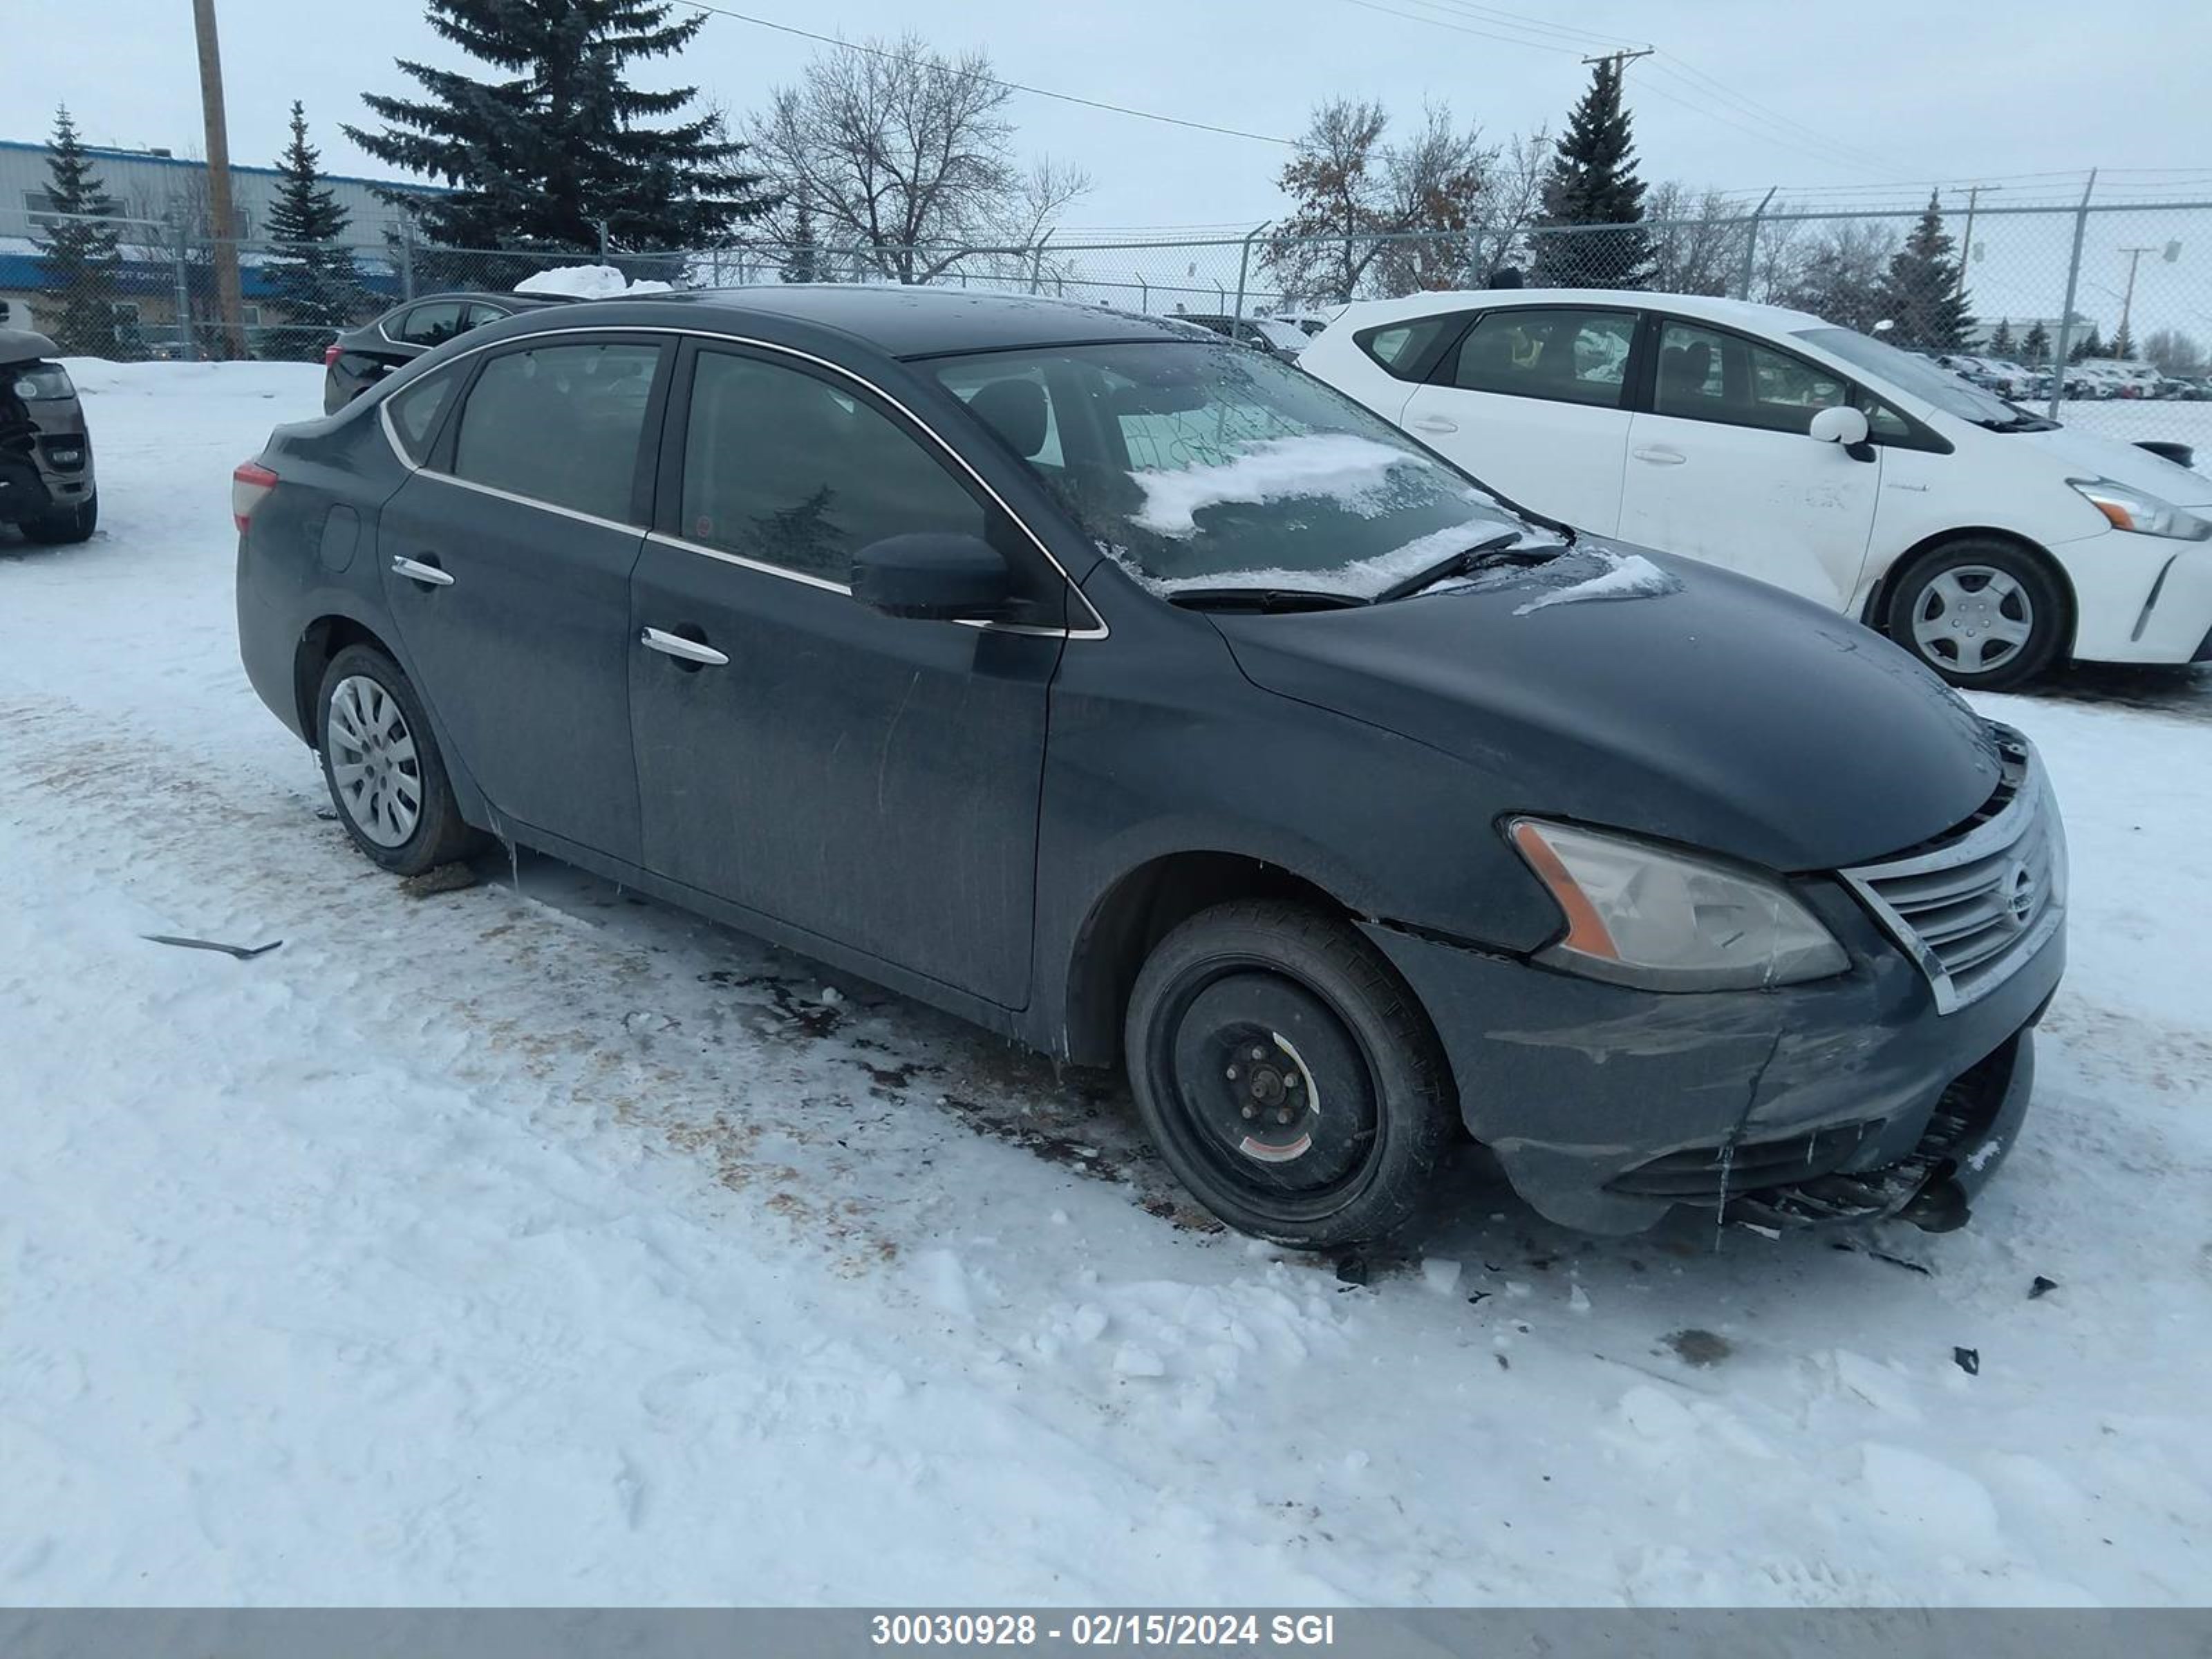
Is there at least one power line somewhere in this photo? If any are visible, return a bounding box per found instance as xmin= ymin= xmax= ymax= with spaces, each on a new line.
xmin=1645 ymin=52 xmax=1918 ymax=182
xmin=677 ymin=1 xmax=1297 ymax=147
xmin=1330 ymin=0 xmax=1584 ymax=54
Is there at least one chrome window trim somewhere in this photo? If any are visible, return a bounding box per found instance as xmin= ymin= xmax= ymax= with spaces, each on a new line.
xmin=371 ymin=323 xmax=1109 ymax=641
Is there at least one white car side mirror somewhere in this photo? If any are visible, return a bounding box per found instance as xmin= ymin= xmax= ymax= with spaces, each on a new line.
xmin=1809 ymin=405 xmax=1871 ymax=447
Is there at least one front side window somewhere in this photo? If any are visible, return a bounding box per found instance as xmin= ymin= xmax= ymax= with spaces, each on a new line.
xmin=1451 ymin=308 xmax=1636 ymax=407
xmin=384 ymin=366 xmax=459 ymax=464
xmin=1653 ymin=320 xmax=1853 ymax=435
xmin=450 ymin=341 xmax=662 ymax=521
xmin=679 ymin=350 xmax=986 ymax=585
xmin=925 ymin=339 xmax=1530 ymax=598
xmin=1796 ymin=325 xmax=2032 ymax=431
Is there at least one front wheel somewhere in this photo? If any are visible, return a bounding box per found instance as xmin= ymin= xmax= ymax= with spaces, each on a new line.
xmin=1884 ymin=539 xmax=2068 ymax=691
xmin=1125 ymin=900 xmax=1454 ymax=1250
xmin=316 ymin=643 xmax=482 ymax=875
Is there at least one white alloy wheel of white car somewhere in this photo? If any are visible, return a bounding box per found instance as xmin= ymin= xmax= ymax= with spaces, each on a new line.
xmin=1300 ymin=289 xmax=2212 ymax=688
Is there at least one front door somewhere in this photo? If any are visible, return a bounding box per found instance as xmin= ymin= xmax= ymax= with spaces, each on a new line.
xmin=377 ymin=335 xmax=667 ymax=862
xmin=1616 ymin=317 xmax=1882 ymax=610
xmin=1396 ymin=304 xmax=1640 ymax=532
xmin=628 ymin=343 xmax=1065 ymax=1007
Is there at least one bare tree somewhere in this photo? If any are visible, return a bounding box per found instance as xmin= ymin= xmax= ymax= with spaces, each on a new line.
xmin=1642 ymin=182 xmax=1746 ymax=297
xmin=1469 ymin=129 xmax=1548 ymax=279
xmin=748 ymin=35 xmax=1089 ymax=284
xmin=2141 ymin=328 xmax=2206 ymax=377
xmin=1767 ymin=216 xmax=1898 ymax=330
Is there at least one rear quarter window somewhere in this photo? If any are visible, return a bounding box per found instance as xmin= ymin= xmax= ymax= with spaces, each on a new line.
xmin=384 ymin=367 xmax=460 ymax=465
xmin=1355 ymin=315 xmax=1456 ymax=381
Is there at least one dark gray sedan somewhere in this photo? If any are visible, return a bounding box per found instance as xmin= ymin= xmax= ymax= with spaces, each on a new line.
xmin=234 ymin=286 xmax=2064 ymax=1248
xmin=321 ymin=292 xmax=574 ymax=413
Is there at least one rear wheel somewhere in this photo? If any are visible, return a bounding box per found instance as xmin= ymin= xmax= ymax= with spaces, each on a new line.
xmin=1884 ymin=538 xmax=2068 ymax=691
xmin=1125 ymin=900 xmax=1454 ymax=1249
xmin=21 ymin=492 xmax=97 ymax=545
xmin=316 ymin=644 xmax=482 ymax=876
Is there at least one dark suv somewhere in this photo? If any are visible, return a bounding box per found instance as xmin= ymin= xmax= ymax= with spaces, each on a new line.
xmin=0 ymin=329 xmax=97 ymax=544
xmin=234 ymin=288 xmax=2065 ymax=1248
xmin=323 ymin=292 xmax=575 ymax=413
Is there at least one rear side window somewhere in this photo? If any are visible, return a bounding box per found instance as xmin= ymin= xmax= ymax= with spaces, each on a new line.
xmin=678 ymin=349 xmax=984 ymax=585
xmin=393 ymin=301 xmax=467 ymax=347
xmin=1356 ymin=315 xmax=1455 ymax=380
xmin=462 ymin=301 xmax=511 ymax=331
xmin=450 ymin=341 xmax=662 ymax=521
xmin=1450 ymin=308 xmax=1636 ymax=406
xmin=384 ymin=367 xmax=458 ymax=464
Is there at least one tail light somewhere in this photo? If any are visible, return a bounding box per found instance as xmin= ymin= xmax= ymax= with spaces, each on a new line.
xmin=232 ymin=460 xmax=279 ymax=532
xmin=323 ymin=342 xmax=343 ymax=368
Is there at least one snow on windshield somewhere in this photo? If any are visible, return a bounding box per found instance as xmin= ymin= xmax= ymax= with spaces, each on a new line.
xmin=1513 ymin=550 xmax=1677 ymax=616
xmin=1108 ymin=519 xmax=1548 ymax=598
xmin=1129 ymin=433 xmax=1415 ymax=537
xmin=514 ymin=264 xmax=674 ymax=300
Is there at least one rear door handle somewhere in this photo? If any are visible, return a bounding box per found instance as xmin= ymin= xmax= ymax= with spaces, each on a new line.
xmin=1409 ymin=415 xmax=1459 ymax=434
xmin=1632 ymin=445 xmax=1687 ymax=466
xmin=391 ymin=555 xmax=454 ymax=586
xmin=640 ymin=626 xmax=729 ymax=667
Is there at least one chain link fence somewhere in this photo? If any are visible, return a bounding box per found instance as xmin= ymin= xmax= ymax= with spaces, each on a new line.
xmin=7 ymin=198 xmax=2209 ymax=452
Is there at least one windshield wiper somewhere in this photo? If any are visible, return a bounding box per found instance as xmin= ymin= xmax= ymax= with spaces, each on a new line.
xmin=1373 ymin=532 xmax=1557 ymax=603
xmin=1165 ymin=586 xmax=1368 ymax=613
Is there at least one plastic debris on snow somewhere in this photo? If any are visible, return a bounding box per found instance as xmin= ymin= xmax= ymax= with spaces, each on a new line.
xmin=513 ymin=264 xmax=675 ymax=300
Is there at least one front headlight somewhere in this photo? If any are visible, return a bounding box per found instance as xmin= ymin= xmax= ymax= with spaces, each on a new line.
xmin=2068 ymin=477 xmax=2212 ymax=541
xmin=1508 ymin=819 xmax=1849 ymax=992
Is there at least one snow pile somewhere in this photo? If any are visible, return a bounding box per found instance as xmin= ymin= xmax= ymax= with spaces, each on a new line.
xmin=1112 ymin=519 xmax=1538 ymax=599
xmin=1129 ymin=433 xmax=1412 ymax=536
xmin=514 ymin=263 xmax=674 ymax=301
xmin=1514 ymin=549 xmax=1677 ymax=615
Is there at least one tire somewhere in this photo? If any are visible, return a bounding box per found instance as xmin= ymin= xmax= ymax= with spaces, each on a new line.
xmin=316 ymin=643 xmax=482 ymax=876
xmin=21 ymin=492 xmax=97 ymax=545
xmin=1124 ymin=899 xmax=1454 ymax=1250
xmin=1883 ymin=538 xmax=2068 ymax=691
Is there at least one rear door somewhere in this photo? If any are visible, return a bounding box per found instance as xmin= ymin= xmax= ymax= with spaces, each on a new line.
xmin=377 ymin=333 xmax=668 ymax=863
xmin=1617 ymin=317 xmax=1882 ymax=610
xmin=626 ymin=341 xmax=1068 ymax=1006
xmin=1396 ymin=304 xmax=1640 ymax=532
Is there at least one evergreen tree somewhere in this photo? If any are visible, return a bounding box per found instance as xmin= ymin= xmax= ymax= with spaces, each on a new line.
xmin=263 ymin=104 xmax=370 ymax=362
xmin=2110 ymin=319 xmax=2135 ymax=360
xmin=779 ymin=199 xmax=822 ymax=284
xmin=35 ymin=105 xmax=124 ymax=357
xmin=1987 ymin=317 xmax=2016 ymax=357
xmin=2021 ymin=320 xmax=2050 ymax=364
xmin=2068 ymin=325 xmax=2103 ymax=363
xmin=346 ymin=0 xmax=778 ymax=257
xmin=1530 ymin=58 xmax=1651 ymax=289
xmin=1875 ymin=193 xmax=1974 ymax=350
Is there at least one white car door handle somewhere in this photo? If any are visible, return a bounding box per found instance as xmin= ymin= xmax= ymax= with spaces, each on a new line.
xmin=1409 ymin=415 xmax=1459 ymax=434
xmin=391 ymin=555 xmax=454 ymax=585
xmin=640 ymin=626 xmax=730 ymax=667
xmin=1632 ymin=445 xmax=1687 ymax=466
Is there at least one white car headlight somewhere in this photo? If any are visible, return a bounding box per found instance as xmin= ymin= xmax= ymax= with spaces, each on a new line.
xmin=1508 ymin=819 xmax=1849 ymax=992
xmin=2068 ymin=477 xmax=2212 ymax=541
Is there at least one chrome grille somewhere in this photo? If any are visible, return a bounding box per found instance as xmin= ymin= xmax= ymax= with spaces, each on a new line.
xmin=1840 ymin=728 xmax=2065 ymax=1014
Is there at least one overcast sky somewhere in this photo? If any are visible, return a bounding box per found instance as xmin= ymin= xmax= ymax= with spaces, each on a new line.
xmin=15 ymin=0 xmax=2212 ymax=330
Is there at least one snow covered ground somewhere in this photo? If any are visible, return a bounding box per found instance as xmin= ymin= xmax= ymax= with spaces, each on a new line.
xmin=3 ymin=362 xmax=2209 ymax=1606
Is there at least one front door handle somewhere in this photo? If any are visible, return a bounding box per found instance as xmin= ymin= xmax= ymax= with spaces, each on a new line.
xmin=1632 ymin=445 xmax=1687 ymax=466
xmin=1409 ymin=415 xmax=1459 ymax=434
xmin=392 ymin=554 xmax=454 ymax=586
xmin=641 ymin=626 xmax=730 ymax=667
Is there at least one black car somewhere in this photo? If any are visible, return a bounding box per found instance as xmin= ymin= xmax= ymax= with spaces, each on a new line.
xmin=1 ymin=328 xmax=97 ymax=544
xmin=235 ymin=287 xmax=2065 ymax=1248
xmin=322 ymin=292 xmax=575 ymax=413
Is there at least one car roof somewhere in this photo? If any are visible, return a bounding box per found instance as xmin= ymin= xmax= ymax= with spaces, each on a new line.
xmin=1331 ymin=287 xmax=1833 ymax=335
xmin=487 ymin=284 xmax=1215 ymax=359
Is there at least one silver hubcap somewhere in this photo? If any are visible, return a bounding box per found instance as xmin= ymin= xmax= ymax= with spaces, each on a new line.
xmin=1910 ymin=564 xmax=2035 ymax=674
xmin=327 ymin=675 xmax=422 ymax=847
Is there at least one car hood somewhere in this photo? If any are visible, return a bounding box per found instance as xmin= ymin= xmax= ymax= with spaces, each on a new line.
xmin=1210 ymin=543 xmax=2005 ymax=874
xmin=2016 ymin=422 xmax=2212 ymax=504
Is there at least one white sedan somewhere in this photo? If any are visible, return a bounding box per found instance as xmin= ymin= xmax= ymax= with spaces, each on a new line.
xmin=1301 ymin=289 xmax=2212 ymax=687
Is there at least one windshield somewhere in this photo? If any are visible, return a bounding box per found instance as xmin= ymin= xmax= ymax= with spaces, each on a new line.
xmin=1794 ymin=326 xmax=2027 ymax=427
xmin=926 ymin=340 xmax=1534 ymax=597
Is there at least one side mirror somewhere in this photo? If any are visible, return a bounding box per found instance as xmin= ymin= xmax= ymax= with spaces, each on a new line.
xmin=1808 ymin=405 xmax=1871 ymax=447
xmin=850 ymin=533 xmax=1013 ymax=622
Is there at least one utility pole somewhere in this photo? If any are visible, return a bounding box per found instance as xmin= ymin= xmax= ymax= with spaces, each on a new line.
xmin=1580 ymin=46 xmax=1656 ymax=68
xmin=191 ymin=0 xmax=248 ymax=359
xmin=2117 ymin=245 xmax=2157 ymax=349
xmin=1956 ymin=184 xmax=1996 ymax=300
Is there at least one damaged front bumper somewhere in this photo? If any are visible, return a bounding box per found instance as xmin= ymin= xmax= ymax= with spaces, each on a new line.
xmin=1360 ymin=879 xmax=2063 ymax=1236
